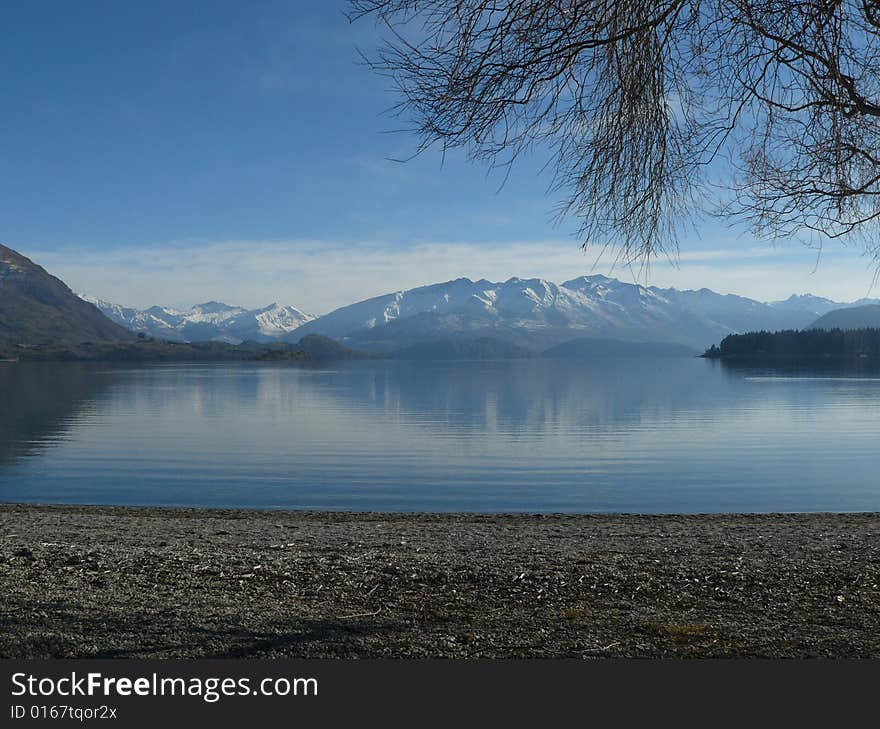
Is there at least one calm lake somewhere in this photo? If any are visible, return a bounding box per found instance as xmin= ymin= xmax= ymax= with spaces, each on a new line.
xmin=1 ymin=357 xmax=878 ymax=513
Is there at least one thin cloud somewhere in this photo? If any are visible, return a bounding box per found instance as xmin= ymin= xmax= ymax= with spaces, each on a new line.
xmin=21 ymin=238 xmax=877 ymax=314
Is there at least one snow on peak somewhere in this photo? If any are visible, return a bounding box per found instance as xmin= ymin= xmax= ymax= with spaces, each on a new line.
xmin=79 ymin=296 xmax=315 ymax=343
xmin=252 ymin=304 xmax=314 ymax=336
xmin=77 ymin=275 xmax=860 ymax=351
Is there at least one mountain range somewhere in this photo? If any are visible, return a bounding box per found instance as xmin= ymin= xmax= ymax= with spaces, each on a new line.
xmin=5 ymin=241 xmax=880 ymax=357
xmin=83 ymin=275 xmax=878 ymax=352
xmin=79 ymin=297 xmax=314 ymax=344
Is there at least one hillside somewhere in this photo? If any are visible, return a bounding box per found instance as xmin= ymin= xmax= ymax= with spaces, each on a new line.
xmin=391 ymin=336 xmax=532 ymax=360
xmin=8 ymin=336 xmax=366 ymax=363
xmin=0 ymin=244 xmax=133 ymax=348
xmin=542 ymin=338 xmax=696 ymax=359
xmin=810 ymin=304 xmax=880 ymax=331
xmin=294 ymin=334 xmax=370 ymax=360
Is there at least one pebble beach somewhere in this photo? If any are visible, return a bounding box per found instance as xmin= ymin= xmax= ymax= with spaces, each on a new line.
xmin=1 ymin=504 xmax=878 ymax=658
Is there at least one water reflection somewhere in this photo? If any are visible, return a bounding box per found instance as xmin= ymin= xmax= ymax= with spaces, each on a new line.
xmin=0 ymin=363 xmax=117 ymax=466
xmin=0 ymin=358 xmax=878 ymax=513
xmin=311 ymin=358 xmax=739 ymax=435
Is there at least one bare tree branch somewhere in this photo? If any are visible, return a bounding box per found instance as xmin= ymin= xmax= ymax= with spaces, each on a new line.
xmin=351 ymin=0 xmax=880 ymax=260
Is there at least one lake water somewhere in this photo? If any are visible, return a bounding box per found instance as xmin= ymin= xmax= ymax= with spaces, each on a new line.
xmin=1 ymin=358 xmax=878 ymax=513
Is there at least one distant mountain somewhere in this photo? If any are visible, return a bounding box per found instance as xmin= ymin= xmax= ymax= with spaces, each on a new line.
xmin=391 ymin=336 xmax=533 ymax=360
xmin=72 ymin=271 xmax=880 ymax=353
xmin=0 ymin=244 xmax=133 ymax=349
xmin=388 ymin=334 xmax=695 ymax=360
xmin=295 ymin=334 xmax=369 ymax=360
xmin=81 ymin=296 xmax=314 ymax=344
xmin=810 ymin=305 xmax=880 ymax=331
xmin=289 ymin=276 xmax=856 ymax=351
xmin=542 ymin=338 xmax=696 ymax=359
xmin=767 ymin=294 xmax=842 ymax=325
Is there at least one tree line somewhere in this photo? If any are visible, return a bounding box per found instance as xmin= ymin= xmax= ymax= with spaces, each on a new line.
xmin=705 ymin=328 xmax=880 ymax=359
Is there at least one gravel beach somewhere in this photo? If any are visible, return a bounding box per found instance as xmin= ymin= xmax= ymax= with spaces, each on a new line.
xmin=1 ymin=504 xmax=878 ymax=658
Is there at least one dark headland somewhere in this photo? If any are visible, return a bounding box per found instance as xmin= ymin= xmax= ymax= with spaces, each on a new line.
xmin=702 ymin=328 xmax=880 ymax=363
xmin=1 ymin=504 xmax=877 ymax=658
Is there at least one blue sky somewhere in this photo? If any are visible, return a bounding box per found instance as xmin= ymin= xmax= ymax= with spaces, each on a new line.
xmin=2 ymin=0 xmax=878 ymax=313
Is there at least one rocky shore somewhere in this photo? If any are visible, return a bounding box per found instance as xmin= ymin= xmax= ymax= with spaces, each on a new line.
xmin=1 ymin=504 xmax=878 ymax=658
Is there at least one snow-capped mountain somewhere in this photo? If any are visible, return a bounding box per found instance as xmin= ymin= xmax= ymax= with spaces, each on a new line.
xmin=288 ymin=275 xmax=871 ymax=351
xmin=80 ymin=296 xmax=314 ymax=344
xmin=766 ymin=294 xmax=841 ymax=322
xmin=81 ymin=275 xmax=877 ymax=352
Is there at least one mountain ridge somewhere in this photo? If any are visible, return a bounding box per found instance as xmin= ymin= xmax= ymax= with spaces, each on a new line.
xmin=82 ymin=274 xmax=879 ymax=352
xmin=286 ymin=275 xmax=871 ymax=350
xmin=809 ymin=304 xmax=880 ymax=331
xmin=1 ymin=244 xmax=133 ymax=349
xmin=81 ymin=295 xmax=314 ymax=344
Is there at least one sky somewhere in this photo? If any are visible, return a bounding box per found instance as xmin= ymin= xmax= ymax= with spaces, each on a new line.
xmin=2 ymin=0 xmax=879 ymax=314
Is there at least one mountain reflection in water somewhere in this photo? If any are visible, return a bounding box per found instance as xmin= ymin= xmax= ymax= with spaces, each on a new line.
xmin=1 ymin=358 xmax=878 ymax=513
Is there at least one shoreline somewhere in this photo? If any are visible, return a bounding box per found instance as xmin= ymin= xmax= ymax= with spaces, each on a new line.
xmin=6 ymin=500 xmax=880 ymax=515
xmin=2 ymin=504 xmax=879 ymax=658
